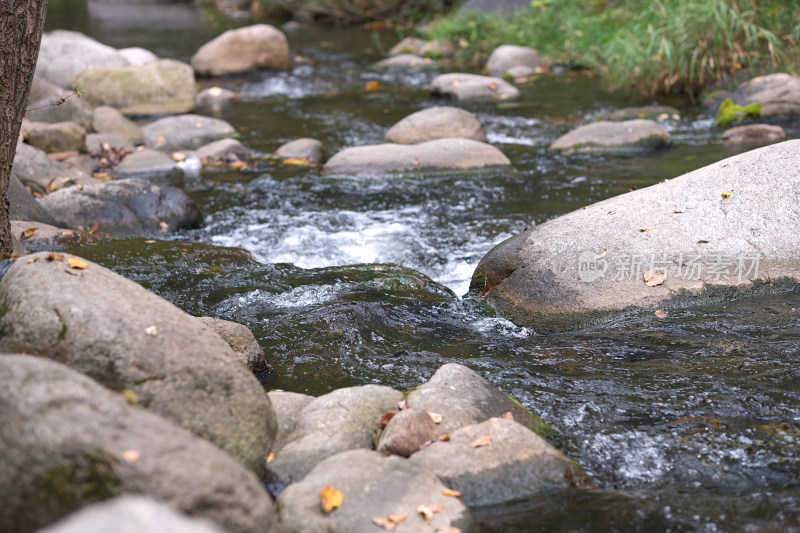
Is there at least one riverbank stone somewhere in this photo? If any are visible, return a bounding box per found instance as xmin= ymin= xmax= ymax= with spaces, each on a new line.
xmin=384 ymin=106 xmax=486 ymax=144
xmin=114 ymin=148 xmax=180 ymax=179
xmin=376 ymin=408 xmax=440 ymax=457
xmin=39 ymin=178 xmax=202 ymax=234
xmin=276 ymin=138 xmax=325 ymax=165
xmin=735 ymin=73 xmax=800 ymax=116
xmin=471 ymin=139 xmax=800 ymax=333
xmin=721 ymin=124 xmax=787 ymax=145
xmin=26 ymin=121 xmax=86 ymax=153
xmin=323 ymin=138 xmax=510 ymax=175
xmin=485 ymin=45 xmax=546 ymax=78
xmin=26 ymin=76 xmax=94 ymax=128
xmin=142 ymin=114 xmax=236 ymax=151
xmin=195 ymin=138 xmax=252 ymax=164
xmin=11 ymin=221 xmax=108 ymax=253
xmin=387 ymin=37 xmax=454 ymax=58
xmin=373 ymin=54 xmax=437 ymax=69
xmin=550 ymin=119 xmax=672 ymax=154
xmin=118 ymin=46 xmax=159 ymax=66
xmin=92 ymin=106 xmax=144 ymax=145
xmin=12 ymin=143 xmax=97 ymax=194
xmin=36 ymin=30 xmax=129 ymax=88
xmin=0 ymin=355 xmax=274 ymax=533
xmin=268 ymin=391 xmax=315 ymax=453
xmin=410 ymin=417 xmax=586 ymax=507
xmin=197 ymin=316 xmax=268 ymax=374
xmin=264 ymin=384 xmax=402 ymax=495
xmin=192 ymin=24 xmax=291 ymax=76
xmin=431 ymin=73 xmax=520 ymax=102
xmin=71 ymin=60 xmax=196 ymax=117
xmin=276 ymin=449 xmax=476 ymax=533
xmin=8 ymin=173 xmax=60 ymax=227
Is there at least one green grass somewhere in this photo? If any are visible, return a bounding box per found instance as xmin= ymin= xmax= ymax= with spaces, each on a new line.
xmin=424 ymin=0 xmax=800 ymax=96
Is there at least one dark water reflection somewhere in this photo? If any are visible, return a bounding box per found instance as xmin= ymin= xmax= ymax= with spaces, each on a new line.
xmin=51 ymin=4 xmax=800 ymax=530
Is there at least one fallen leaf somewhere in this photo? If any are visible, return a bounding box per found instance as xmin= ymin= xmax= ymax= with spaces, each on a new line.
xmin=120 ymin=449 xmax=140 ymax=462
xmin=470 ymin=436 xmax=492 ymax=448
xmin=644 ymin=269 xmax=665 ymax=287
xmin=48 ymin=182 xmax=58 ymax=192
xmin=365 ymin=80 xmax=382 ymax=91
xmin=442 ymin=489 xmax=462 ymax=497
xmin=121 ymin=389 xmax=138 ymax=405
xmin=195 ymin=121 xmax=203 ymax=128
xmin=67 ymin=257 xmax=88 ymax=269
xmin=630 ymin=185 xmax=638 ymax=191
xmin=320 ymin=486 xmax=343 ymax=513
xmin=387 ymin=513 xmax=407 ymax=524
xmin=640 ymin=227 xmax=652 ymax=232
xmin=427 ymin=411 xmax=443 ymax=424
xmin=61 ymin=231 xmax=74 ymax=237
xmin=145 ymin=240 xmax=157 ymax=244
xmin=379 ymin=411 xmax=397 ymax=428
xmin=500 ymin=411 xmax=514 ymax=421
xmin=144 ymin=325 xmax=158 ymax=336
xmin=429 ymin=503 xmax=443 ymax=513
xmin=266 ymin=452 xmax=276 ymax=463
xmin=372 ymin=513 xmax=407 ymax=531
xmin=674 ymin=210 xmax=684 ymax=214
xmin=452 ymin=79 xmax=461 ymax=86
xmin=46 ymin=253 xmax=65 ymax=262
xmin=439 ymin=433 xmax=451 ymax=441
xmin=208 ymin=87 xmax=223 ymax=97
xmin=20 ymin=227 xmax=38 ymax=240
xmin=417 ymin=505 xmax=434 ymax=521
xmin=172 ymin=151 xmax=187 ymax=162
xmin=397 ymin=399 xmax=409 ymax=410
xmin=419 ymin=439 xmax=434 ymax=451
xmin=27 ymin=257 xmax=39 ymax=263
xmin=413 ymin=158 xmax=420 ymax=166
xmin=435 ymin=527 xmax=462 ymax=533
xmin=65 ymin=269 xmax=80 ymax=276
xmin=89 ymin=221 xmax=100 ymax=233
xmin=697 ymin=240 xmax=709 ymax=244
xmin=607 ymin=211 xmax=615 ymax=215
xmin=721 ymin=191 xmax=731 ymax=198
xmin=654 ymin=309 xmax=668 ymax=318
xmin=282 ymin=158 xmax=311 ymax=166
xmin=478 ymin=285 xmax=492 ymax=299
xmin=488 ymin=82 xmax=498 ymax=89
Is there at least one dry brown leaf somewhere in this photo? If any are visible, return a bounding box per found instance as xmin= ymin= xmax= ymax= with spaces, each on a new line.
xmin=478 ymin=285 xmax=492 ymax=299
xmin=644 ymin=269 xmax=665 ymax=287
xmin=397 ymin=399 xmax=409 ymax=410
xmin=121 ymin=389 xmax=138 ymax=406
xmin=639 ymin=227 xmax=652 ymax=232
xmin=470 ymin=435 xmax=492 ymax=448
xmin=266 ymin=452 xmax=276 ymax=463
xmin=67 ymin=257 xmax=88 ymax=269
xmin=654 ymin=309 xmax=668 ymax=319
xmin=387 ymin=513 xmax=407 ymax=524
xmin=439 ymin=433 xmax=450 ymax=441
xmin=488 ymin=82 xmax=498 ymax=89
xmin=320 ymin=486 xmax=343 ymax=513
xmin=442 ymin=489 xmax=462 ymax=497
xmin=27 ymin=257 xmax=39 ymax=263
xmin=417 ymin=505 xmax=434 ymax=521
xmin=120 ymin=449 xmax=140 ymax=462
xmin=419 ymin=439 xmax=434 ymax=451
xmin=500 ymin=411 xmax=514 ymax=421
xmin=435 ymin=528 xmax=462 ymax=533
xmin=365 ymin=80 xmax=382 ymax=91
xmin=372 ymin=517 xmax=396 ymax=531
xmin=20 ymin=227 xmax=38 ymax=240
xmin=427 ymin=411 xmax=443 ymax=424
xmin=144 ymin=325 xmax=158 ymax=336
xmin=145 ymin=240 xmax=156 ymax=244
xmin=379 ymin=411 xmax=397 ymax=428
xmin=46 ymin=253 xmax=65 ymax=262
xmin=429 ymin=503 xmax=443 ymax=513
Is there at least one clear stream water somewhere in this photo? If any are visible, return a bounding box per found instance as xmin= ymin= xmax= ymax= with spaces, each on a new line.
xmin=49 ymin=3 xmax=800 ymax=531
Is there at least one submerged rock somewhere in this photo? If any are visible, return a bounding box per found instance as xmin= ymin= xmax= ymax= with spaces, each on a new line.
xmin=142 ymin=114 xmax=236 ymax=151
xmin=431 ymin=73 xmax=520 ymax=102
xmin=192 ymin=24 xmax=291 ymax=76
xmin=195 ymin=138 xmax=252 ymax=163
xmin=550 ymin=119 xmax=672 ymax=154
xmin=472 ymin=140 xmax=800 ymax=332
xmin=485 ymin=45 xmax=546 ymax=78
xmin=0 ymin=355 xmax=274 ymax=533
xmin=384 ymin=106 xmax=486 ymax=145
xmin=721 ymin=124 xmax=787 ymax=145
xmin=276 ymin=138 xmax=325 ymax=165
xmin=36 ymin=30 xmax=129 ymax=88
xmin=323 ymin=138 xmax=511 ymax=175
xmin=388 ymin=36 xmax=426 ymax=56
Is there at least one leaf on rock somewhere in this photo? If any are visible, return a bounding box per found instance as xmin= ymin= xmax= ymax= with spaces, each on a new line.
xmin=654 ymin=309 xmax=668 ymax=318
xmin=46 ymin=253 xmax=65 ymax=262
xmin=379 ymin=411 xmax=397 ymax=428
xmin=266 ymin=452 xmax=276 ymax=463
xmin=417 ymin=505 xmax=435 ymax=521
xmin=470 ymin=436 xmax=492 ymax=448
xmin=372 ymin=513 xmax=407 ymax=531
xmin=721 ymin=191 xmax=731 ymax=198
xmin=144 ymin=325 xmax=158 ymax=336
xmin=282 ymin=158 xmax=310 ymax=166
xmin=500 ymin=411 xmax=514 ymax=421
xmin=20 ymin=227 xmax=38 ymax=240
xmin=366 ymin=80 xmax=382 ymax=91
xmin=427 ymin=411 xmax=443 ymax=424
xmin=435 ymin=527 xmax=462 ymax=533
xmin=643 ymin=269 xmax=665 ymax=287
xmin=397 ymin=399 xmax=409 ymax=410
xmin=439 ymin=433 xmax=451 ymax=441
xmin=639 ymin=227 xmax=652 ymax=232
xmin=478 ymin=285 xmax=492 ymax=299
xmin=442 ymin=489 xmax=462 ymax=497
xmin=319 ymin=486 xmax=343 ymax=513
xmin=67 ymin=257 xmax=88 ymax=269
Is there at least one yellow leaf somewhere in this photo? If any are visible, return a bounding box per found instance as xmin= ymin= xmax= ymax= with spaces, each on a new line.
xmin=721 ymin=191 xmax=731 ymax=198
xmin=48 ymin=182 xmax=59 ymax=192
xmin=266 ymin=452 xmax=276 ymax=463
xmin=366 ymin=80 xmax=382 ymax=91
xmin=282 ymin=158 xmax=311 ymax=166
xmin=144 ymin=325 xmax=158 ymax=336
xmin=470 ymin=435 xmax=492 ymax=448
xmin=20 ymin=227 xmax=38 ymax=240
xmin=121 ymin=389 xmax=139 ymax=405
xmin=230 ymin=160 xmax=248 ymax=170
xmin=442 ymin=489 xmax=462 ymax=497
xmin=67 ymin=257 xmax=88 ymax=269
xmin=319 ymin=486 xmax=343 ymax=513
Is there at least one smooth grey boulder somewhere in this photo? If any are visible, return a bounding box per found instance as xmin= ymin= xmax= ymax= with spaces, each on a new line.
xmin=721 ymin=124 xmax=787 ymax=145
xmin=26 ymin=121 xmax=86 ymax=153
xmin=92 ymin=106 xmax=144 ymax=145
xmin=118 ymin=46 xmax=159 ymax=66
xmin=736 ymin=73 xmax=800 ymax=116
xmin=323 ymin=138 xmax=510 ymax=175
xmin=197 ymin=316 xmax=268 ymax=373
xmin=384 ymin=106 xmax=486 ymax=144
xmin=472 ymin=140 xmax=800 ymax=332
xmin=9 ymin=173 xmax=61 ymax=227
xmin=195 ymin=138 xmax=251 ymax=163
xmin=85 ymin=133 xmax=135 ymax=154
xmin=276 ymin=449 xmax=476 ymax=533
xmin=431 ymin=73 xmax=520 ymax=102
xmin=12 ymin=143 xmax=97 ymax=194
xmin=114 ymin=149 xmax=179 ymax=180
xmin=549 ymin=119 xmax=672 ymax=154
xmin=275 ymin=138 xmax=324 ymax=165
xmin=39 ymin=179 xmax=202 ymax=234
xmin=26 ymin=75 xmax=94 ymax=128
xmin=597 ymin=105 xmax=680 ymax=122
xmin=72 ymin=60 xmax=196 ymax=117
xmin=485 ymin=45 xmax=546 ymax=77
xmin=376 ymin=408 xmax=440 ymax=457
xmin=268 ymin=391 xmax=314 ymax=453
xmin=373 ymin=54 xmax=437 ymax=69
xmin=36 ymin=30 xmax=129 ymax=88
xmin=264 ymin=385 xmax=402 ymax=495
xmin=407 ymin=363 xmax=551 ymax=436
xmin=410 ymin=417 xmax=586 ymax=507
xmin=192 ymin=24 xmax=291 ymax=77
xmin=36 ymin=496 xmax=228 ymax=533
xmin=142 ymin=114 xmax=236 ymax=152
xmin=0 ymin=355 xmax=274 ymax=533
xmin=11 ymin=221 xmax=104 ymax=253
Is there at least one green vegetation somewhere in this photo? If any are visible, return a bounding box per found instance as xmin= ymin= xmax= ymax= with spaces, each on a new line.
xmin=425 ymin=0 xmax=800 ymax=95
xmin=256 ymin=0 xmax=456 ymax=24
xmin=715 ymin=97 xmax=761 ymax=126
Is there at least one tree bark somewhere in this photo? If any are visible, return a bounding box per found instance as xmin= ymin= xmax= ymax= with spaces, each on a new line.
xmin=0 ymin=0 xmax=49 ymax=255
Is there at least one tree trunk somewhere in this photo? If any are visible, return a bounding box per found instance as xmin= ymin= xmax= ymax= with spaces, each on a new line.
xmin=0 ymin=0 xmax=50 ymax=255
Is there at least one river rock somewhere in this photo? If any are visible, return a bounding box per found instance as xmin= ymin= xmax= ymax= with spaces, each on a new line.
xmin=323 ymin=138 xmax=511 ymax=175
xmin=26 ymin=75 xmax=94 ymax=127
xmin=114 ymin=148 xmax=179 ymax=179
xmin=721 ymin=124 xmax=787 ymax=145
xmin=373 ymin=54 xmax=437 ymax=69
xmin=598 ymin=105 xmax=681 ymax=122
xmin=407 ymin=363 xmax=550 ymax=436
xmin=36 ymin=30 xmax=130 ymax=88
xmin=0 ymin=252 xmax=276 ymax=473
xmin=735 ymin=73 xmax=800 ymax=116
xmin=197 ymin=316 xmax=268 ymax=373
xmin=85 ymin=133 xmax=135 ymax=154
xmin=550 ymin=119 xmax=672 ymax=154
xmin=37 ymin=496 xmax=228 ymax=533
xmin=431 ymin=73 xmax=520 ymax=102
xmin=192 ymin=24 xmax=291 ymax=77
xmin=26 ymin=121 xmax=86 ymax=153
xmin=92 ymin=105 xmax=144 ymax=145
xmin=12 ymin=143 xmax=97 ymax=194
xmin=410 ymin=417 xmax=586 ymax=507
xmin=8 ymin=173 xmax=60 ymax=227
xmin=264 ymin=384 xmax=402 ymax=495
xmin=485 ymin=45 xmax=546 ymax=77
xmin=196 ymin=87 xmax=239 ymax=107
xmin=39 ymin=178 xmax=202 ymax=234
xmin=11 ymin=221 xmax=106 ymax=253
xmin=384 ymin=106 xmax=486 ymax=144
xmin=472 ymin=139 xmax=800 ymax=333
xmin=195 ymin=138 xmax=251 ymax=163
xmin=276 ymin=449 xmax=476 ymax=533
xmin=377 ymin=408 xmax=440 ymax=457
xmin=71 ymin=59 xmax=196 ymax=117
xmin=142 ymin=114 xmax=236 ymax=151
xmin=388 ymin=36 xmax=426 ymax=56
xmin=118 ymin=46 xmax=159 ymax=66
xmin=0 ymin=355 xmax=274 ymax=533
xmin=275 ymin=138 xmax=325 ymax=165
xmin=268 ymin=391 xmax=315 ymax=452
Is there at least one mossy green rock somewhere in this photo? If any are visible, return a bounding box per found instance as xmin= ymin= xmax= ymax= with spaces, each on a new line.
xmin=715 ymin=97 xmax=761 ymax=127
xmin=71 ymin=59 xmax=196 ymax=117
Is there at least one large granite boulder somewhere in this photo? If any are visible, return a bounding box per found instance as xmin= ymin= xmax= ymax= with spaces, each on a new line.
xmin=431 ymin=73 xmax=520 ymax=102
xmin=39 ymin=179 xmax=202 ymax=234
xmin=36 ymin=30 xmax=129 ymax=88
xmin=8 ymin=173 xmax=61 ymax=227
xmin=71 ymin=60 xmax=196 ymax=117
xmin=471 ymin=140 xmax=800 ymax=332
xmin=142 ymin=114 xmax=236 ymax=151
xmin=118 ymin=46 xmax=159 ymax=66
xmin=323 ymin=138 xmax=511 ymax=175
xmin=485 ymin=45 xmax=546 ymax=77
xmin=549 ymin=119 xmax=672 ymax=154
xmin=26 ymin=121 xmax=86 ymax=153
xmin=0 ymin=355 xmax=274 ymax=533
xmin=191 ymin=24 xmax=291 ymax=77
xmin=12 ymin=143 xmax=97 ymax=194
xmin=384 ymin=106 xmax=486 ymax=144
xmin=114 ymin=149 xmax=179 ymax=180
xmin=735 ymin=73 xmax=800 ymax=116
xmin=276 ymin=449 xmax=477 ymax=533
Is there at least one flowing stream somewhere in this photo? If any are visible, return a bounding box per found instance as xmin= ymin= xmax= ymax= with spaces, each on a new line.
xmin=49 ymin=3 xmax=800 ymax=530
